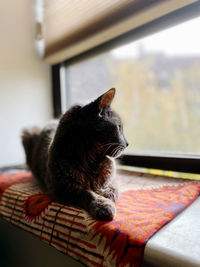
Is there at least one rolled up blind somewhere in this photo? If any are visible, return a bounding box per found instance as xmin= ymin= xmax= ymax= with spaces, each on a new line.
xmin=37 ymin=0 xmax=198 ymax=64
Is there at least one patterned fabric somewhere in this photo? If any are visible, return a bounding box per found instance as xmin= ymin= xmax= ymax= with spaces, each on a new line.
xmin=0 ymin=171 xmax=199 ymax=267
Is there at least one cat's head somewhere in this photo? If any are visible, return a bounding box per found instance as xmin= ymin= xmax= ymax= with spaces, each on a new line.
xmin=59 ymin=88 xmax=128 ymax=158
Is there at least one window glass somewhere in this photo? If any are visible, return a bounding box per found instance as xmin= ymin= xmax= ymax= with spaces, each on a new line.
xmin=65 ymin=17 xmax=200 ymax=155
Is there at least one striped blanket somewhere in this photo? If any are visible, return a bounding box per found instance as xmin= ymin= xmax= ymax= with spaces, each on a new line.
xmin=0 ymin=171 xmax=199 ymax=267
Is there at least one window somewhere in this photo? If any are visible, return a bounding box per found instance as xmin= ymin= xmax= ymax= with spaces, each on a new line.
xmin=52 ymin=4 xmax=200 ymax=175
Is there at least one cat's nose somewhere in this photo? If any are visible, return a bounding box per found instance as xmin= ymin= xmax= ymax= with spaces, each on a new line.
xmin=126 ymin=141 xmax=129 ymax=147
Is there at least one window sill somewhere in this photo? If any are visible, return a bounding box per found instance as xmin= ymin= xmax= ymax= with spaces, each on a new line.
xmin=1 ymin=167 xmax=199 ymax=267
xmin=142 ymin=196 xmax=200 ymax=267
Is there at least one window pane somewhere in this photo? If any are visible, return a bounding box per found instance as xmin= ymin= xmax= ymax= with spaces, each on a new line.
xmin=65 ymin=17 xmax=200 ymax=155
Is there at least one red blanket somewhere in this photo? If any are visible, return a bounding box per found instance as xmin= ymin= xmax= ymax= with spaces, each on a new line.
xmin=0 ymin=171 xmax=199 ymax=267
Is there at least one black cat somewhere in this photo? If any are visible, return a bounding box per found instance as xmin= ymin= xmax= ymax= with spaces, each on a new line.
xmin=22 ymin=88 xmax=128 ymax=221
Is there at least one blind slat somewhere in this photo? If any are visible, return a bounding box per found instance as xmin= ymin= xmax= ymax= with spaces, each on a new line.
xmin=38 ymin=0 xmax=198 ymax=64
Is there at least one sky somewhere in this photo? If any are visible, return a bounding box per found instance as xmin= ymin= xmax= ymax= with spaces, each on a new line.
xmin=112 ymin=16 xmax=200 ymax=58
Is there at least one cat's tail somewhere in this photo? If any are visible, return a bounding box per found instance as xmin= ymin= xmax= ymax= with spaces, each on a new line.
xmin=21 ymin=127 xmax=40 ymax=168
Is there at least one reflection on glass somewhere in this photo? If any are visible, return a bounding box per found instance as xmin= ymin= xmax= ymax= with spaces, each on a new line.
xmin=65 ymin=17 xmax=200 ymax=155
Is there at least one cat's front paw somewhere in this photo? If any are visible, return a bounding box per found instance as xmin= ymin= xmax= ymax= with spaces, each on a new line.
xmin=89 ymin=197 xmax=116 ymax=221
xmin=100 ymin=186 xmax=119 ymax=202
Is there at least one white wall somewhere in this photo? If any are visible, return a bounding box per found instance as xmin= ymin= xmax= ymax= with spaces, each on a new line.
xmin=0 ymin=0 xmax=53 ymax=167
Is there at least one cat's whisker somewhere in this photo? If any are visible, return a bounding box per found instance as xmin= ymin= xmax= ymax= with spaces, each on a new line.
xmin=104 ymin=143 xmax=126 ymax=157
xmin=116 ymin=147 xmax=122 ymax=156
xmin=111 ymin=146 xmax=120 ymax=158
xmin=103 ymin=143 xmax=119 ymax=156
xmin=101 ymin=142 xmax=119 ymax=148
xmin=103 ymin=143 xmax=124 ymax=150
xmin=111 ymin=149 xmax=117 ymax=158
xmin=112 ymin=146 xmax=125 ymax=158
xmin=113 ymin=149 xmax=120 ymax=158
xmin=103 ymin=144 xmax=115 ymax=155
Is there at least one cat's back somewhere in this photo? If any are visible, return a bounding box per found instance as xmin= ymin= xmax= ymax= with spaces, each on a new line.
xmin=22 ymin=120 xmax=58 ymax=189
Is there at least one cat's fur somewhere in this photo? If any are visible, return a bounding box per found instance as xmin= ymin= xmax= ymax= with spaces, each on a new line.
xmin=22 ymin=88 xmax=128 ymax=221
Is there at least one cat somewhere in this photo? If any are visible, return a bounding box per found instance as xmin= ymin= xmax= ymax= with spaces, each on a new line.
xmin=22 ymin=88 xmax=128 ymax=221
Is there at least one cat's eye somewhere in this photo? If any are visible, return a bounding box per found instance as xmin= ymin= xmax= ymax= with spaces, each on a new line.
xmin=99 ymin=109 xmax=104 ymax=117
xmin=118 ymin=124 xmax=122 ymax=131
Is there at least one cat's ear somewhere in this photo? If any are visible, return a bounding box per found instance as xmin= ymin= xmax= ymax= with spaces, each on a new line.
xmin=95 ymin=88 xmax=116 ymax=110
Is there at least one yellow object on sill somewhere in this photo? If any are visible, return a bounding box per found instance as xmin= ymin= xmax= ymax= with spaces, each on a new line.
xmin=118 ymin=165 xmax=200 ymax=181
